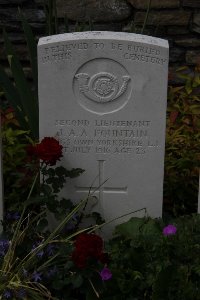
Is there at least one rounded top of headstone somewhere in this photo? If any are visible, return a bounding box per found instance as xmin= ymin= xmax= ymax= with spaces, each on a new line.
xmin=38 ymin=31 xmax=169 ymax=49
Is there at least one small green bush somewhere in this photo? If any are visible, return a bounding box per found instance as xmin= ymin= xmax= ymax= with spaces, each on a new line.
xmin=164 ymin=66 xmax=200 ymax=216
xmin=102 ymin=216 xmax=200 ymax=300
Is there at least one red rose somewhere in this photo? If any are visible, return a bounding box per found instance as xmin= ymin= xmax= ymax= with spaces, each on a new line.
xmin=72 ymin=251 xmax=87 ymax=269
xmin=74 ymin=233 xmax=103 ymax=258
xmin=28 ymin=137 xmax=63 ymax=165
xmin=72 ymin=233 xmax=106 ymax=269
xmin=98 ymin=252 xmax=109 ymax=264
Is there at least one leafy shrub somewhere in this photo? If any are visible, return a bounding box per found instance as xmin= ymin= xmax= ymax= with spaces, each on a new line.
xmin=102 ymin=216 xmax=200 ymax=300
xmin=0 ymin=137 xmax=109 ymax=300
xmin=1 ymin=108 xmax=33 ymax=214
xmin=0 ymin=10 xmax=38 ymax=139
xmin=164 ymin=66 xmax=200 ymax=216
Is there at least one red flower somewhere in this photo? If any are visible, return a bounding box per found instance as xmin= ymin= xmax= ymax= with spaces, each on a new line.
xmin=28 ymin=137 xmax=63 ymax=166
xmin=100 ymin=267 xmax=112 ymax=281
xmin=98 ymin=252 xmax=109 ymax=264
xmin=1 ymin=107 xmax=19 ymax=126
xmin=72 ymin=251 xmax=87 ymax=269
xmin=169 ymin=111 xmax=179 ymax=124
xmin=72 ymin=233 xmax=105 ymax=269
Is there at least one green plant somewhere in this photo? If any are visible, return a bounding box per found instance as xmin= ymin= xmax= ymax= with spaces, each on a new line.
xmin=128 ymin=0 xmax=152 ymax=34
xmin=0 ymin=136 xmax=110 ymax=299
xmin=0 ymin=183 xmax=95 ymax=299
xmin=0 ymin=9 xmax=38 ymax=139
xmin=43 ymin=0 xmax=93 ymax=35
xmin=101 ymin=215 xmax=200 ymax=300
xmin=164 ymin=66 xmax=200 ymax=216
xmin=44 ymin=0 xmax=59 ymax=35
xmin=1 ymin=107 xmax=33 ymax=213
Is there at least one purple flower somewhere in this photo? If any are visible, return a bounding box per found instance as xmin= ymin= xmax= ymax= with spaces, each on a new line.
xmin=16 ymin=288 xmax=26 ymax=298
xmin=46 ymin=266 xmax=58 ymax=278
xmin=36 ymin=249 xmax=44 ymax=258
xmin=99 ymin=267 xmax=112 ymax=281
xmin=32 ymin=242 xmax=44 ymax=258
xmin=12 ymin=212 xmax=20 ymax=220
xmin=46 ymin=244 xmax=56 ymax=256
xmin=0 ymin=239 xmax=9 ymax=257
xmin=22 ymin=268 xmax=28 ymax=278
xmin=163 ymin=224 xmax=177 ymax=236
xmin=4 ymin=290 xmax=12 ymax=299
xmin=0 ymin=239 xmax=9 ymax=248
xmin=64 ymin=213 xmax=79 ymax=232
xmin=6 ymin=211 xmax=20 ymax=221
xmin=32 ymin=271 xmax=42 ymax=282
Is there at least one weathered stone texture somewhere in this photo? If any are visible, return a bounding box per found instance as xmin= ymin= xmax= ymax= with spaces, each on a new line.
xmin=186 ymin=50 xmax=200 ymax=64
xmin=134 ymin=11 xmax=191 ymax=26
xmin=123 ymin=23 xmax=166 ymax=36
xmin=34 ymin=0 xmax=44 ymax=4
xmin=182 ymin=0 xmax=200 ymax=8
xmin=0 ymin=33 xmax=26 ymax=44
xmin=127 ymin=0 xmax=180 ymax=9
xmin=0 ymin=8 xmax=45 ymax=24
xmin=38 ymin=32 xmax=169 ymax=231
xmin=0 ymin=22 xmax=44 ymax=32
xmin=169 ymin=47 xmax=185 ymax=63
xmin=167 ymin=26 xmax=190 ymax=35
xmin=0 ymin=0 xmax=200 ymax=80
xmin=175 ymin=37 xmax=200 ymax=47
xmin=56 ymin=0 xmax=132 ymax=22
xmin=192 ymin=13 xmax=200 ymax=33
xmin=59 ymin=23 xmax=123 ymax=33
xmin=0 ymin=0 xmax=27 ymax=3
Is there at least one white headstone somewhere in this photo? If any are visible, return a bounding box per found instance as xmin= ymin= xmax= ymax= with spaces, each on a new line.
xmin=38 ymin=32 xmax=169 ymax=234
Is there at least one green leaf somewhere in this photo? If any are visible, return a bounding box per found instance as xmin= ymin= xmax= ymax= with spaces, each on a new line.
xmin=176 ymin=66 xmax=188 ymax=72
xmin=18 ymin=8 xmax=38 ymax=92
xmin=72 ymin=274 xmax=83 ymax=288
xmin=115 ymin=217 xmax=160 ymax=240
xmin=52 ymin=278 xmax=66 ymax=290
xmin=26 ymin=196 xmax=46 ymax=206
xmin=0 ymin=65 xmax=28 ymax=130
xmin=8 ymin=54 xmax=38 ymax=138
xmin=59 ymin=198 xmax=73 ymax=210
xmin=55 ymin=166 xmax=67 ymax=176
xmin=36 ymin=218 xmax=48 ymax=231
xmin=47 ymin=168 xmax=55 ymax=177
xmin=142 ymin=219 xmax=161 ymax=238
xmin=64 ymin=260 xmax=74 ymax=269
xmin=41 ymin=184 xmax=52 ymax=195
xmin=152 ymin=265 xmax=178 ymax=300
xmin=189 ymin=105 xmax=200 ymax=115
xmin=3 ymin=29 xmax=38 ymax=138
xmin=115 ymin=217 xmax=144 ymax=238
xmin=86 ymin=286 xmax=99 ymax=300
xmin=67 ymin=168 xmax=85 ymax=178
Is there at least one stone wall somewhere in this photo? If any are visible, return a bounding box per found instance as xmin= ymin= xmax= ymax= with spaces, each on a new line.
xmin=0 ymin=0 xmax=200 ymax=84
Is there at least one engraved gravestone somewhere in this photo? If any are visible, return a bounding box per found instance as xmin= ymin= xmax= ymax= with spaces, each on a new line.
xmin=38 ymin=32 xmax=169 ymax=234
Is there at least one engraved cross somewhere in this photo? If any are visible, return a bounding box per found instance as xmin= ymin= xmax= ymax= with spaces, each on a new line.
xmin=76 ymin=160 xmax=128 ymax=203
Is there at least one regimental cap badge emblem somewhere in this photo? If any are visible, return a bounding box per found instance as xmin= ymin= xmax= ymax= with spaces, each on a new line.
xmin=73 ymin=58 xmax=132 ymax=115
xmin=75 ymin=72 xmax=130 ymax=103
